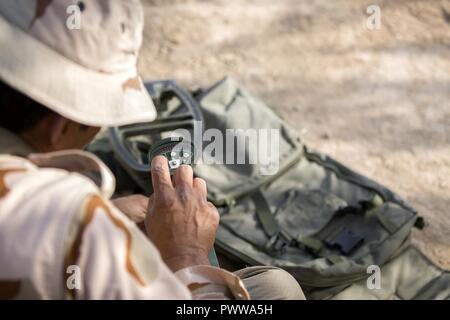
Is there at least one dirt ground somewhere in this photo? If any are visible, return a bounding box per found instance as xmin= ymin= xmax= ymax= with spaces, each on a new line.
xmin=138 ymin=0 xmax=450 ymax=269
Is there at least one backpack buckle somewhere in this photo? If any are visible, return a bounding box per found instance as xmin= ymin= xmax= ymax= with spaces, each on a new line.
xmin=265 ymin=231 xmax=293 ymax=254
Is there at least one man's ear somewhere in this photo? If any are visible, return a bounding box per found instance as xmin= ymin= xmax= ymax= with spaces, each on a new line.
xmin=47 ymin=115 xmax=69 ymax=149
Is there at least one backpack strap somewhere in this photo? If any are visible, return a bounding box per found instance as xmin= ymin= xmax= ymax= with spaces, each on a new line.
xmin=251 ymin=190 xmax=326 ymax=255
xmin=250 ymin=190 xmax=381 ymax=257
xmin=231 ymin=190 xmax=351 ymax=267
xmin=251 ymin=190 xmax=294 ymax=253
xmin=251 ymin=190 xmax=281 ymax=238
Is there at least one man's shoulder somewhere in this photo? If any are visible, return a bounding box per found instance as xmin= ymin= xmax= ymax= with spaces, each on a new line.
xmin=0 ymin=154 xmax=36 ymax=172
xmin=0 ymin=154 xmax=113 ymax=299
xmin=0 ymin=153 xmax=108 ymax=206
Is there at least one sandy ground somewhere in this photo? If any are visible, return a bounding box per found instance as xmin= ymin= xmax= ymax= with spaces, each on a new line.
xmin=138 ymin=0 xmax=450 ymax=269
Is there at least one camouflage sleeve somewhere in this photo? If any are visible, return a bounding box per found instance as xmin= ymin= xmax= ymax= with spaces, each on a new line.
xmin=0 ymin=157 xmax=190 ymax=299
xmin=0 ymin=155 xmax=248 ymax=300
xmin=63 ymin=194 xmax=192 ymax=299
xmin=65 ymin=194 xmax=249 ymax=300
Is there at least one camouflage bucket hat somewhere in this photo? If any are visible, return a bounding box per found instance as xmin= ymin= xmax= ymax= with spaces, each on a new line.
xmin=0 ymin=0 xmax=156 ymax=127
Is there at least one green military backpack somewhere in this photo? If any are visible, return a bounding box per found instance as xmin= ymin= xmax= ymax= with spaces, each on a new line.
xmin=190 ymin=77 xmax=448 ymax=300
xmin=88 ymin=77 xmax=449 ymax=300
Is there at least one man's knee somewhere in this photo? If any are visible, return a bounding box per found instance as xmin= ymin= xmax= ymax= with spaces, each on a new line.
xmin=235 ymin=266 xmax=306 ymax=300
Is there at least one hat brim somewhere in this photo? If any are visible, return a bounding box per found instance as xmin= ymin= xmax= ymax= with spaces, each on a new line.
xmin=0 ymin=14 xmax=157 ymax=127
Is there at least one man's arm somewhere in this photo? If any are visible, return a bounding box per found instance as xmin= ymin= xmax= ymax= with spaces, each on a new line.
xmin=65 ymin=193 xmax=192 ymax=299
xmin=99 ymin=156 xmax=250 ymax=299
xmin=67 ymin=189 xmax=248 ymax=300
xmin=0 ymin=155 xmax=248 ymax=299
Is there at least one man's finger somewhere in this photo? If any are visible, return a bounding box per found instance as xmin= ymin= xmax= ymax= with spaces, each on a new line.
xmin=147 ymin=194 xmax=155 ymax=213
xmin=173 ymin=165 xmax=193 ymax=189
xmin=151 ymin=156 xmax=173 ymax=192
xmin=133 ymin=194 xmax=150 ymax=210
xmin=193 ymin=177 xmax=207 ymax=201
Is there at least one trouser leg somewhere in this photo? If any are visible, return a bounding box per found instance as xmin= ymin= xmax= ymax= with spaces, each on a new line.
xmin=235 ymin=266 xmax=306 ymax=300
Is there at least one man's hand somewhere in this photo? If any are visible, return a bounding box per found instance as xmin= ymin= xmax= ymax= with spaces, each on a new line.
xmin=112 ymin=195 xmax=148 ymax=223
xmin=145 ymin=156 xmax=219 ymax=272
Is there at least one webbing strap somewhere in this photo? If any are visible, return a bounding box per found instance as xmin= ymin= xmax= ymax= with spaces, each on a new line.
xmin=251 ymin=190 xmax=325 ymax=254
xmin=297 ymin=235 xmax=324 ymax=254
xmin=208 ymin=248 xmax=220 ymax=267
xmin=326 ymin=255 xmax=345 ymax=265
xmin=251 ymin=190 xmax=281 ymax=238
xmin=251 ymin=190 xmax=296 ymax=254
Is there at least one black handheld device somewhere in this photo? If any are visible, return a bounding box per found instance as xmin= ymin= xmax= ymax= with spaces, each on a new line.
xmin=148 ymin=137 xmax=195 ymax=175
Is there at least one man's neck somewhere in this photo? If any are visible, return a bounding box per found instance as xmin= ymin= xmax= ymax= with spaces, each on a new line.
xmin=0 ymin=127 xmax=38 ymax=156
xmin=20 ymin=130 xmax=50 ymax=153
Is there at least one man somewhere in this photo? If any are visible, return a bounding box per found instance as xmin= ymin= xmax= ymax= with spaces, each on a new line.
xmin=0 ymin=0 xmax=304 ymax=299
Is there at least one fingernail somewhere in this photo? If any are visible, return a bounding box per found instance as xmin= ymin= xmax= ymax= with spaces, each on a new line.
xmin=151 ymin=155 xmax=167 ymax=169
xmin=152 ymin=164 xmax=162 ymax=171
